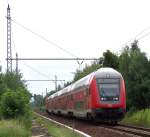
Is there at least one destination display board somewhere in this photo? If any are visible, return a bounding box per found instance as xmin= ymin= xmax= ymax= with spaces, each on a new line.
xmin=96 ymin=78 xmax=120 ymax=83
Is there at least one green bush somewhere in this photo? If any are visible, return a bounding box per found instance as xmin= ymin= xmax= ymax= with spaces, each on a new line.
xmin=0 ymin=89 xmax=30 ymax=119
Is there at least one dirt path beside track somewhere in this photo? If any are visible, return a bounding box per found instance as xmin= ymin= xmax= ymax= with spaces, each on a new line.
xmin=32 ymin=119 xmax=51 ymax=137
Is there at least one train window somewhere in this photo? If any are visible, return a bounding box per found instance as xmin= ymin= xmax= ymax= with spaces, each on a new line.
xmin=70 ymin=95 xmax=73 ymax=100
xmin=83 ymin=91 xmax=86 ymax=96
xmin=67 ymin=94 xmax=73 ymax=100
xmin=84 ymin=87 xmax=89 ymax=96
xmin=97 ymin=78 xmax=120 ymax=101
xmin=100 ymin=84 xmax=119 ymax=96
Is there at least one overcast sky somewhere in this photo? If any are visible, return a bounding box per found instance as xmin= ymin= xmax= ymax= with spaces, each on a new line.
xmin=0 ymin=0 xmax=150 ymax=95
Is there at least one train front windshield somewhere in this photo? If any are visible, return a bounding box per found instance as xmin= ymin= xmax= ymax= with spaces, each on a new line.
xmin=97 ymin=79 xmax=120 ymax=102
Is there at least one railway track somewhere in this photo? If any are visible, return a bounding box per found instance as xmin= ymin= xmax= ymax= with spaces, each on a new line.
xmin=40 ymin=112 xmax=150 ymax=137
xmin=103 ymin=124 xmax=150 ymax=137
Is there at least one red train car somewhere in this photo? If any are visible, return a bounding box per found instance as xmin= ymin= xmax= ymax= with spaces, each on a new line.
xmin=45 ymin=68 xmax=126 ymax=123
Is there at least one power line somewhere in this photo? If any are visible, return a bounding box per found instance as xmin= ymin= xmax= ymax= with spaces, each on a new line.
xmin=121 ymin=26 xmax=150 ymax=47
xmin=135 ymin=26 xmax=150 ymax=39
xmin=9 ymin=58 xmax=99 ymax=61
xmin=10 ymin=18 xmax=78 ymax=58
xmin=24 ymin=79 xmax=65 ymax=82
xmin=22 ymin=62 xmax=51 ymax=79
xmin=22 ymin=63 xmax=65 ymax=87
xmin=137 ymin=32 xmax=150 ymax=40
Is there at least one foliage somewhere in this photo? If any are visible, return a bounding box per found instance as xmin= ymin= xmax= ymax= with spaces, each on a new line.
xmin=0 ymin=71 xmax=32 ymax=136
xmin=119 ymin=41 xmax=150 ymax=110
xmin=0 ymin=89 xmax=30 ymax=119
xmin=46 ymin=90 xmax=56 ymax=96
xmin=32 ymin=94 xmax=46 ymax=112
xmin=73 ymin=61 xmax=101 ymax=81
xmin=33 ymin=94 xmax=44 ymax=107
xmin=103 ymin=50 xmax=119 ymax=69
xmin=0 ymin=71 xmax=31 ymax=120
xmin=0 ymin=119 xmax=31 ymax=137
xmin=64 ymin=81 xmax=72 ymax=87
xmin=0 ymin=71 xmax=31 ymax=99
xmin=3 ymin=71 xmax=27 ymax=91
xmin=121 ymin=109 xmax=150 ymax=127
xmin=0 ymin=74 xmax=7 ymax=97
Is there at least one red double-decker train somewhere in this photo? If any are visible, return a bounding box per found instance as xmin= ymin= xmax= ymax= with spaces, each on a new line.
xmin=45 ymin=68 xmax=126 ymax=123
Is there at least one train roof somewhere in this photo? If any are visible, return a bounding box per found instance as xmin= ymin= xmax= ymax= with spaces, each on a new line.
xmin=95 ymin=67 xmax=122 ymax=78
xmin=47 ymin=68 xmax=122 ymax=99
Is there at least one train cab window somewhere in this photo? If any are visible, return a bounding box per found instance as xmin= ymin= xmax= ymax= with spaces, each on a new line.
xmin=97 ymin=78 xmax=120 ymax=102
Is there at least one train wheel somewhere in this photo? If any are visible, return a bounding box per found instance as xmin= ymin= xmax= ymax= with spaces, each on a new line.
xmin=111 ymin=121 xmax=117 ymax=125
xmin=87 ymin=113 xmax=93 ymax=120
xmin=68 ymin=112 xmax=74 ymax=118
xmin=46 ymin=109 xmax=51 ymax=115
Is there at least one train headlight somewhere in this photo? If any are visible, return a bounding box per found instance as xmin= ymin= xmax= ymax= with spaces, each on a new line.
xmin=101 ymin=97 xmax=106 ymax=101
xmin=113 ymin=97 xmax=119 ymax=101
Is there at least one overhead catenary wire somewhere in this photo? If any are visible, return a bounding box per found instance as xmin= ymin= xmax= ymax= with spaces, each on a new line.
xmin=10 ymin=18 xmax=78 ymax=58
xmin=120 ymin=25 xmax=150 ymax=48
xmin=135 ymin=26 xmax=150 ymax=39
xmin=24 ymin=79 xmax=65 ymax=82
xmin=10 ymin=18 xmax=87 ymax=67
xmin=6 ymin=16 xmax=85 ymax=79
xmin=10 ymin=58 xmax=99 ymax=60
xmin=10 ymin=17 xmax=150 ymax=59
xmin=22 ymin=62 xmax=51 ymax=80
xmin=137 ymin=31 xmax=150 ymax=40
xmin=7 ymin=16 xmax=150 ymax=67
xmin=22 ymin=62 xmax=65 ymax=86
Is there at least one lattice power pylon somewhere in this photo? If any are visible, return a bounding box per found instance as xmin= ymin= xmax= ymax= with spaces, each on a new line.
xmin=7 ymin=4 xmax=12 ymax=73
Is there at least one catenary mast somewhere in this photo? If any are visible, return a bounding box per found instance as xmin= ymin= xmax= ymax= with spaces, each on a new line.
xmin=7 ymin=4 xmax=12 ymax=72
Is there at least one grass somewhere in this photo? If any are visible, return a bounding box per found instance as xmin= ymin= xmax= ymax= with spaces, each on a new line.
xmin=0 ymin=119 xmax=30 ymax=137
xmin=121 ymin=108 xmax=150 ymax=127
xmin=0 ymin=110 xmax=32 ymax=137
xmin=34 ymin=113 xmax=83 ymax=137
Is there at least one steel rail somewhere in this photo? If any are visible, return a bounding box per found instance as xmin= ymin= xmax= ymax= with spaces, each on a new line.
xmin=103 ymin=124 xmax=150 ymax=137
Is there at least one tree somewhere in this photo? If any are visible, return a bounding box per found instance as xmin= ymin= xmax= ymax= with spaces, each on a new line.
xmin=47 ymin=90 xmax=56 ymax=96
xmin=73 ymin=61 xmax=101 ymax=82
xmin=0 ymin=74 xmax=7 ymax=97
xmin=57 ymin=84 xmax=62 ymax=91
xmin=119 ymin=41 xmax=150 ymax=110
xmin=33 ymin=94 xmax=44 ymax=107
xmin=64 ymin=81 xmax=72 ymax=87
xmin=4 ymin=71 xmax=26 ymax=91
xmin=103 ymin=50 xmax=119 ymax=69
